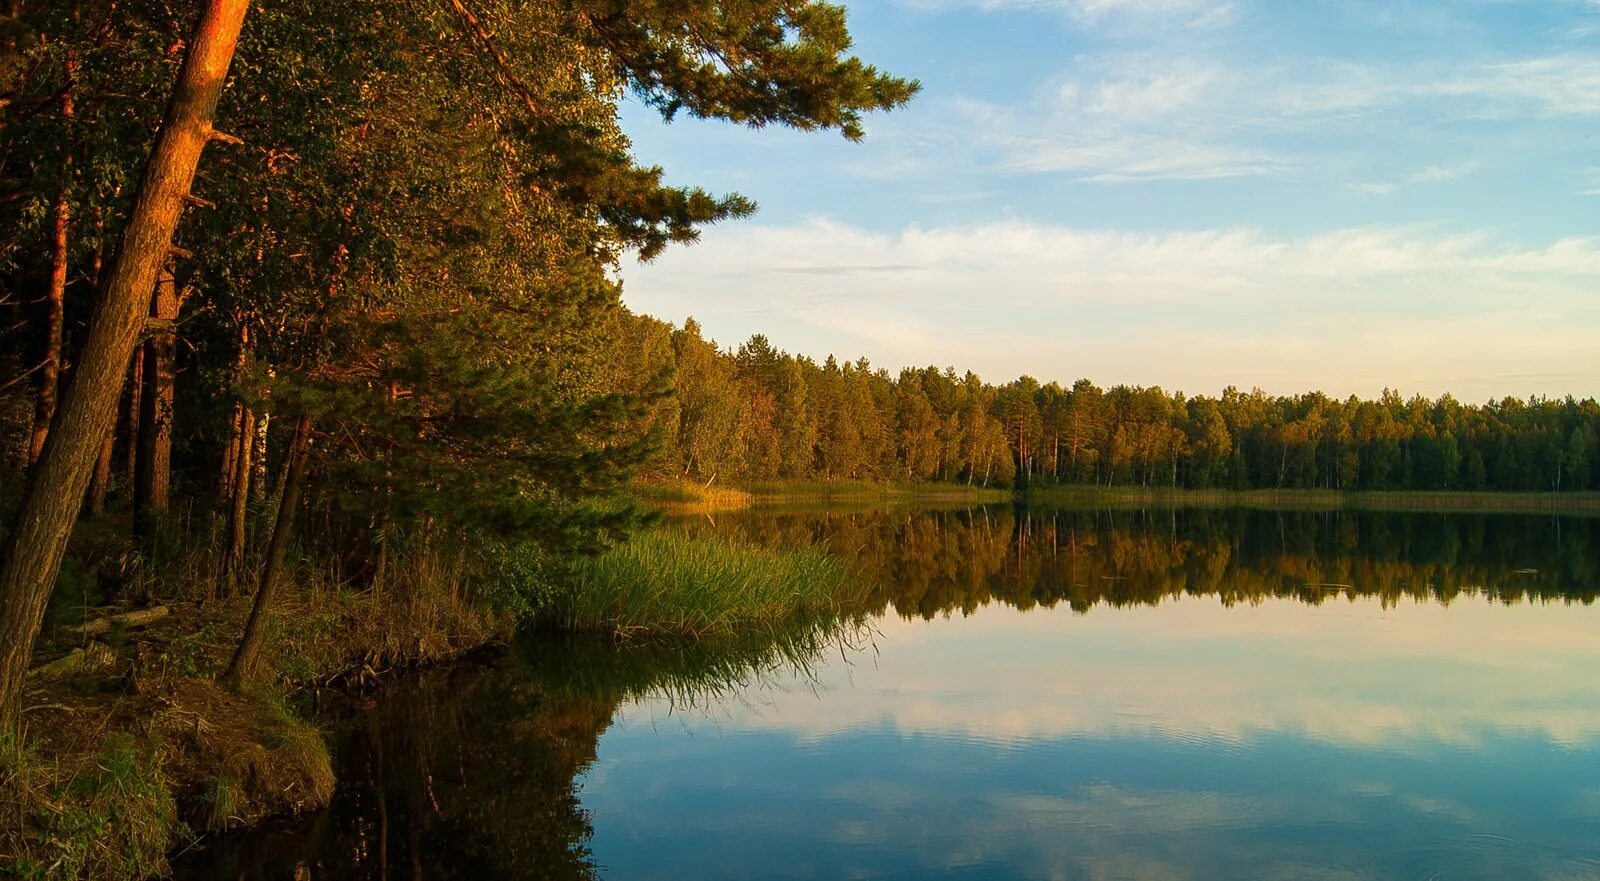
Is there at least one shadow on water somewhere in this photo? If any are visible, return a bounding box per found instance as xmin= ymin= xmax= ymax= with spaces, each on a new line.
xmin=172 ymin=614 xmax=872 ymax=881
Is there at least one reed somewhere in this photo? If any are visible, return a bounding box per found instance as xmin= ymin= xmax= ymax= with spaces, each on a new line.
xmin=555 ymin=531 xmax=863 ymax=638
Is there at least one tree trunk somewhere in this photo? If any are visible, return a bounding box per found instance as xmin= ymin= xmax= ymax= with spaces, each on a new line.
xmin=28 ymin=186 xmax=70 ymax=467
xmin=250 ymin=408 xmax=269 ymax=502
xmin=85 ymin=212 xmax=115 ymax=517
xmin=218 ymin=322 xmax=250 ymax=501
xmin=27 ymin=59 xmax=75 ymax=467
xmin=225 ymin=413 xmax=311 ymax=689
xmin=0 ymin=0 xmax=251 ymax=727
xmin=124 ymin=349 xmax=143 ymax=489
xmin=219 ymin=405 xmax=240 ymax=500
xmin=133 ymin=265 xmax=181 ymax=535
xmin=223 ymin=407 xmax=254 ymax=588
xmin=86 ymin=428 xmax=114 ymax=516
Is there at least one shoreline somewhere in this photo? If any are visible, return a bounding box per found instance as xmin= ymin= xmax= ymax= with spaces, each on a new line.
xmin=11 ymin=483 xmax=1600 ymax=877
xmin=1019 ymin=486 xmax=1600 ymax=515
xmin=5 ymin=588 xmax=509 ymax=880
xmin=632 ymin=478 xmax=1600 ymax=516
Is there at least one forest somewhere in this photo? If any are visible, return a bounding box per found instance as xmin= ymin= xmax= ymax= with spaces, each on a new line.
xmin=0 ymin=0 xmax=919 ymax=873
xmin=0 ymin=0 xmax=916 ymax=803
xmin=625 ymin=322 xmax=1600 ymax=493
xmin=2 ymin=1 xmax=1598 ymax=876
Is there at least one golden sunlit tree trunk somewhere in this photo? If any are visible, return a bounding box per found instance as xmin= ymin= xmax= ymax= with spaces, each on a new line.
xmin=0 ymin=0 xmax=251 ymax=727
xmin=28 ymin=186 xmax=70 ymax=468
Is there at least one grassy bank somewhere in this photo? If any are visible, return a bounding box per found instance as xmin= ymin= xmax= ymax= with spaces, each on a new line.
xmin=631 ymin=479 xmax=1009 ymax=514
xmin=1023 ymin=485 xmax=1600 ymax=515
xmin=552 ymin=530 xmax=864 ymax=639
xmin=2 ymin=521 xmax=509 ymax=880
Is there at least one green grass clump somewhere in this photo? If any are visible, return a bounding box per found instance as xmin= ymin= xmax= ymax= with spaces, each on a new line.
xmin=555 ymin=531 xmax=862 ymax=638
xmin=1 ymin=732 xmax=184 ymax=881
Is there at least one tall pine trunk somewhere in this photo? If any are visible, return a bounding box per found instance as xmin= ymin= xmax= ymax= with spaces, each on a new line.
xmin=223 ymin=407 xmax=254 ymax=588
xmin=28 ymin=60 xmax=75 ymax=467
xmin=225 ymin=413 xmax=311 ymax=689
xmin=85 ymin=212 xmax=115 ymax=516
xmin=133 ymin=265 xmax=182 ymax=535
xmin=0 ymin=0 xmax=252 ymax=727
xmin=218 ymin=322 xmax=249 ymax=500
xmin=250 ymin=408 xmax=269 ymax=502
xmin=28 ymin=187 xmax=70 ymax=467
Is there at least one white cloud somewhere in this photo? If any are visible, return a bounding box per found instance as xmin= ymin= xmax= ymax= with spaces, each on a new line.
xmin=1058 ymin=59 xmax=1222 ymax=118
xmin=1428 ymin=54 xmax=1600 ymax=116
xmin=1406 ymin=161 xmax=1480 ymax=183
xmin=1004 ymin=136 xmax=1284 ymax=180
xmin=622 ymin=218 xmax=1600 ymax=398
xmin=1347 ymin=181 xmax=1398 ymax=195
xmin=902 ymin=0 xmax=1235 ymax=26
xmin=618 ymin=594 xmax=1600 ymax=749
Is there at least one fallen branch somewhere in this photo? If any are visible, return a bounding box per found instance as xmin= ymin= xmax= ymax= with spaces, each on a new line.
xmin=30 ymin=643 xmax=116 ymax=679
xmin=63 ymin=606 xmax=170 ymax=637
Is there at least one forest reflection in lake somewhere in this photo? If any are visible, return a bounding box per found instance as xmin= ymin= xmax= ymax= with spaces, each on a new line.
xmin=177 ymin=506 xmax=1600 ymax=881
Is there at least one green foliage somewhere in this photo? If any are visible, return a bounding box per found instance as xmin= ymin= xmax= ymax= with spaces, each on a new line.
xmin=650 ymin=323 xmax=1600 ymax=495
xmin=0 ymin=0 xmax=917 ymax=623
xmin=483 ymin=540 xmax=566 ymax=621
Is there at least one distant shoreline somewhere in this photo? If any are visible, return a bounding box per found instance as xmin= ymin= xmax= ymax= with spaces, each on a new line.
xmin=1020 ymin=486 xmax=1600 ymax=515
xmin=633 ymin=479 xmax=1600 ymax=516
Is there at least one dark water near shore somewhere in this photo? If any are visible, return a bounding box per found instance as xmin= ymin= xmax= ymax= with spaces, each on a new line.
xmin=176 ymin=506 xmax=1600 ymax=880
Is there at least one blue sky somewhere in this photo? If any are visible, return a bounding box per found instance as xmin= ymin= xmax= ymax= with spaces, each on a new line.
xmin=617 ymin=0 xmax=1600 ymax=401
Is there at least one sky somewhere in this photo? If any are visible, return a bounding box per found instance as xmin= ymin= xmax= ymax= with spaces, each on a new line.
xmin=615 ymin=0 xmax=1600 ymax=402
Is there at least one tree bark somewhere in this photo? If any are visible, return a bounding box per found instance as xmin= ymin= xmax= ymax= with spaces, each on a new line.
xmin=86 ymin=428 xmax=114 ymax=516
xmin=0 ymin=0 xmax=251 ymax=727
xmin=225 ymin=413 xmax=311 ymax=689
xmin=27 ymin=58 xmax=75 ymax=467
xmin=218 ymin=322 xmax=249 ymax=501
xmin=124 ymin=347 xmax=143 ymax=488
xmin=133 ymin=265 xmax=181 ymax=535
xmin=219 ymin=404 xmax=240 ymax=500
xmin=28 ymin=185 xmax=70 ymax=467
xmin=223 ymin=406 xmax=254 ymax=588
xmin=85 ymin=213 xmax=115 ymax=517
xmin=250 ymin=408 xmax=269 ymax=502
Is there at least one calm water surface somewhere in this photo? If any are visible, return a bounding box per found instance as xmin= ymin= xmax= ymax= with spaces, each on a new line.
xmin=177 ymin=507 xmax=1600 ymax=880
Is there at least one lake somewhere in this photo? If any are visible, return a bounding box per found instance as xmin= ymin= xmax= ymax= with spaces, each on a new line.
xmin=176 ymin=506 xmax=1600 ymax=880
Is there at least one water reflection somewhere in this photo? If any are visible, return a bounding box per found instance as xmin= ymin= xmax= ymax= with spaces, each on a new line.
xmin=678 ymin=506 xmax=1600 ymax=615
xmin=177 ymin=507 xmax=1600 ymax=881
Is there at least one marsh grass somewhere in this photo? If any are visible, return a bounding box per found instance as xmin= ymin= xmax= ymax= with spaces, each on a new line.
xmin=555 ymin=531 xmax=864 ymax=638
xmin=521 ymin=612 xmax=874 ymax=708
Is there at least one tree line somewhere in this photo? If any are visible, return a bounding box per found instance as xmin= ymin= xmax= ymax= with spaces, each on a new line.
xmin=0 ymin=0 xmax=914 ymax=724
xmin=618 ymin=323 xmax=1600 ymax=493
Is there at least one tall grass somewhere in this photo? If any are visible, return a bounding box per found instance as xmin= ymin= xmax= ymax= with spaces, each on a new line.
xmin=554 ymin=531 xmax=863 ymax=638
